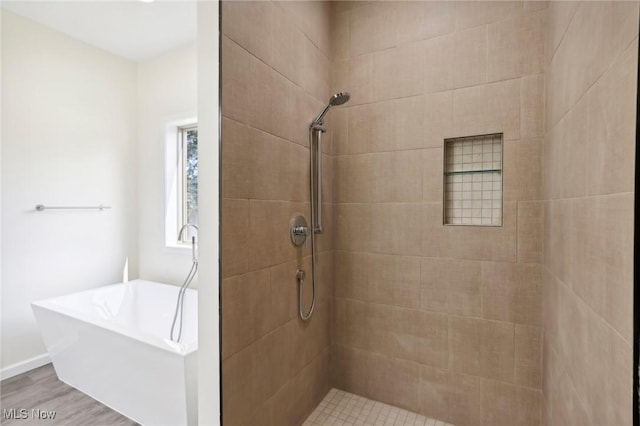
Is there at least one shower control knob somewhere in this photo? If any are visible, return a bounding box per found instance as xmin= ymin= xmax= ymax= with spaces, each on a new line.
xmin=290 ymin=215 xmax=309 ymax=247
xmin=292 ymin=226 xmax=308 ymax=236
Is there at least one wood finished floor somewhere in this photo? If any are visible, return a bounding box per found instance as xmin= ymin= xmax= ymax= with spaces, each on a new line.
xmin=0 ymin=364 xmax=137 ymax=425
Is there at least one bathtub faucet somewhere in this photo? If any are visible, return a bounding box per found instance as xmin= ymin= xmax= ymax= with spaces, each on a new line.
xmin=178 ymin=223 xmax=198 ymax=263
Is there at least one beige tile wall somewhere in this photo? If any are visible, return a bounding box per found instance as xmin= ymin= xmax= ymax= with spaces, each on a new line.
xmin=221 ymin=2 xmax=333 ymax=425
xmin=330 ymin=2 xmax=545 ymax=425
xmin=221 ymin=2 xmax=637 ymax=425
xmin=541 ymin=2 xmax=638 ymax=426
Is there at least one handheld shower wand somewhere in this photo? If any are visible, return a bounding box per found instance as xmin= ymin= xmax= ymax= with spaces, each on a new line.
xmin=311 ymin=91 xmax=350 ymax=127
xmin=178 ymin=223 xmax=199 ymax=263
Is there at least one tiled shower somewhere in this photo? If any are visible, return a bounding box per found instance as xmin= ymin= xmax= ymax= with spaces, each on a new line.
xmin=221 ymin=2 xmax=638 ymax=426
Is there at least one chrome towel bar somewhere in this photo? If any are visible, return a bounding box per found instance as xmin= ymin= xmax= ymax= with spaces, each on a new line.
xmin=35 ymin=204 xmax=111 ymax=211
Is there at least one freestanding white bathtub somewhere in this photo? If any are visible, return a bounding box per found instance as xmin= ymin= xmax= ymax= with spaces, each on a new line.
xmin=31 ymin=279 xmax=198 ymax=426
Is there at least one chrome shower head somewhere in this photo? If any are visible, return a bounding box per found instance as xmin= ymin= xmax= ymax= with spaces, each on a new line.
xmin=312 ymin=91 xmax=351 ymax=126
xmin=329 ymin=91 xmax=350 ymax=106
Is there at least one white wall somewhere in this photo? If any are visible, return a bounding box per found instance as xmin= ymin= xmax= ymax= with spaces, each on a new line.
xmin=137 ymin=43 xmax=198 ymax=286
xmin=197 ymin=1 xmax=220 ymax=423
xmin=0 ymin=7 xmax=4 ymax=375
xmin=1 ymin=11 xmax=138 ymax=371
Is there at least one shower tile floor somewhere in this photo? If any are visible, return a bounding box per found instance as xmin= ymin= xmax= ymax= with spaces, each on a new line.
xmin=303 ymin=389 xmax=455 ymax=426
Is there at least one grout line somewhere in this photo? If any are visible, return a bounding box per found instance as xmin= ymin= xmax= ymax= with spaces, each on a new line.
xmin=343 ymin=76 xmax=529 ymax=112
xmin=332 ymin=250 xmax=538 ymax=266
xmin=221 ymin=115 xmax=310 ymax=150
xmin=332 ymin=191 xmax=634 ymax=205
xmin=547 ymin=2 xmax=581 ymax=67
xmin=271 ymin=1 xmax=331 ymax=63
xmin=515 ymin=200 xmax=520 ymax=262
xmin=546 ymin=32 xmax=638 ymax=131
xmin=512 ymin=317 xmax=517 ymax=384
xmin=222 ymin=35 xmax=327 ymax=107
xmin=544 ymin=340 xmax=593 ymax=423
xmin=541 ymin=264 xmax=633 ymax=348
xmin=335 ymin=295 xmax=541 ymax=335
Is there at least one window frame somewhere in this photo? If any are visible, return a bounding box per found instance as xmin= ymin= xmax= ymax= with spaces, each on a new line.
xmin=177 ymin=123 xmax=198 ymax=243
xmin=164 ymin=116 xmax=197 ymax=249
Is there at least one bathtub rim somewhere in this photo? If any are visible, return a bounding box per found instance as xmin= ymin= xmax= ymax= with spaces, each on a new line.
xmin=31 ymin=279 xmax=197 ymax=356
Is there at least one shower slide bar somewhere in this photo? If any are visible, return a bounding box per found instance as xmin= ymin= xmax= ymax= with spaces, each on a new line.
xmin=296 ymin=92 xmax=350 ymax=322
xmin=35 ymin=204 xmax=111 ymax=211
xmin=310 ymin=123 xmax=323 ymax=234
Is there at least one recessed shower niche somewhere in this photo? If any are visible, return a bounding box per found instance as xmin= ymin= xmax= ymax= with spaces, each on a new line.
xmin=444 ymin=134 xmax=503 ymax=226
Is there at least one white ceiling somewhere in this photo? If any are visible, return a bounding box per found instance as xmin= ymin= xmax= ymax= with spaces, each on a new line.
xmin=1 ymin=1 xmax=197 ymax=62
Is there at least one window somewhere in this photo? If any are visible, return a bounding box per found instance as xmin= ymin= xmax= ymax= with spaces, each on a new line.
xmin=178 ymin=124 xmax=198 ymax=242
xmin=443 ymin=134 xmax=503 ymax=226
xmin=165 ymin=117 xmax=198 ymax=248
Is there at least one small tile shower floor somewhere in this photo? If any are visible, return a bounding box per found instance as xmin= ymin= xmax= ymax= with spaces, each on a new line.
xmin=303 ymin=389 xmax=455 ymax=426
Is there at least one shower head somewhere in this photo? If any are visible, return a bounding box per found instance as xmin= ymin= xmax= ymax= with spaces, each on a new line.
xmin=312 ymin=91 xmax=351 ymax=126
xmin=329 ymin=91 xmax=350 ymax=106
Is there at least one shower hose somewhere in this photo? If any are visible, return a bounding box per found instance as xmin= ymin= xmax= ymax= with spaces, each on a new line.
xmin=170 ymin=257 xmax=198 ymax=343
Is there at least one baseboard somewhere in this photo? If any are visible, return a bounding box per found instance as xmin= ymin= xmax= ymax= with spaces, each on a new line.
xmin=0 ymin=353 xmax=51 ymax=381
